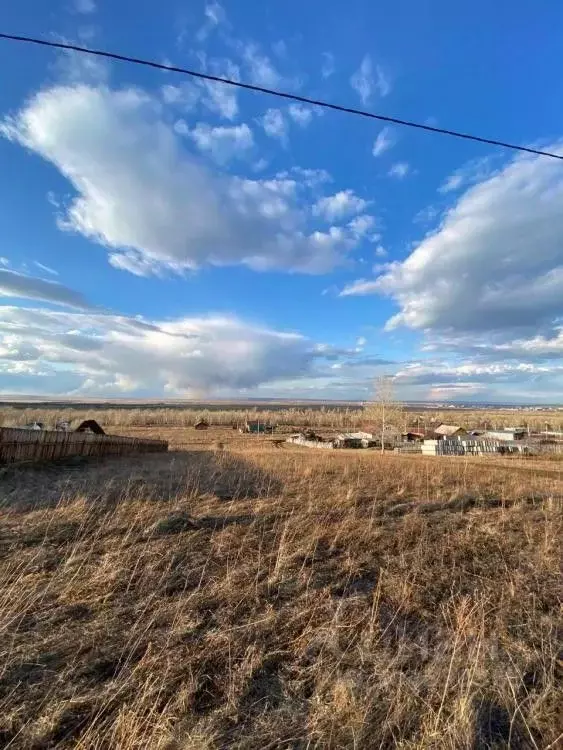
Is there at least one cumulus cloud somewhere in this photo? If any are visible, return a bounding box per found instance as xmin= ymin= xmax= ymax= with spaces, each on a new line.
xmin=388 ymin=162 xmax=410 ymax=179
xmin=0 ymin=306 xmax=353 ymax=396
xmin=0 ymin=268 xmax=93 ymax=309
xmin=347 ymin=215 xmax=379 ymax=242
xmin=313 ymin=190 xmax=368 ymax=222
xmin=350 ymin=56 xmax=390 ymax=105
xmin=162 ymin=65 xmax=239 ymax=121
xmin=260 ymin=108 xmax=288 ymax=143
xmin=372 ymin=126 xmax=394 ymax=157
xmin=2 ymin=83 xmax=373 ymax=275
xmin=368 ymin=146 xmax=563 ymax=338
xmin=184 ymin=122 xmax=254 ymax=163
xmin=242 ymin=43 xmax=284 ymax=88
xmin=288 ymin=104 xmax=314 ymax=128
xmin=341 ymin=146 xmax=563 ymax=357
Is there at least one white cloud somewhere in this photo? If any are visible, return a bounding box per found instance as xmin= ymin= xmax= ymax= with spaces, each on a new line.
xmin=321 ymin=52 xmax=335 ymax=79
xmin=197 ymin=1 xmax=228 ymax=41
xmin=372 ymin=126 xmax=394 ymax=157
xmin=347 ymin=215 xmax=379 ymax=242
xmin=242 ymin=44 xmax=283 ymax=88
xmin=74 ymin=0 xmax=96 ymax=13
xmin=260 ymin=108 xmax=288 ymax=143
xmin=340 ymin=278 xmax=380 ymax=297
xmin=438 ymin=173 xmax=463 ymax=193
xmin=424 ymin=329 xmax=563 ymax=363
xmin=437 ymin=157 xmax=492 ymax=194
xmin=362 ymin=145 xmax=563 ymax=338
xmin=0 ymin=306 xmax=354 ymax=396
xmin=54 ymin=36 xmax=108 ymax=84
xmin=162 ymin=66 xmax=239 ymax=121
xmin=2 ymin=83 xmax=371 ymax=275
xmin=388 ymin=162 xmax=410 ymax=179
xmin=33 ymin=261 xmax=59 ymax=276
xmin=288 ymin=104 xmax=314 ymax=128
xmin=396 ymin=361 xmax=505 ymax=384
xmin=161 ymin=83 xmax=201 ymax=111
xmin=0 ymin=268 xmax=92 ymax=309
xmin=393 ymin=360 xmax=563 ymax=401
xmin=202 ymin=81 xmax=239 ymax=120
xmin=185 ymin=122 xmax=254 ymax=163
xmin=350 ymin=56 xmax=391 ymax=105
xmin=313 ymin=190 xmax=368 ymax=222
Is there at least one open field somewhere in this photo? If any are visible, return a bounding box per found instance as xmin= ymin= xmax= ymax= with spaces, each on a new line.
xmin=0 ymin=420 xmax=562 ymax=748
xmin=1 ymin=404 xmax=563 ymax=433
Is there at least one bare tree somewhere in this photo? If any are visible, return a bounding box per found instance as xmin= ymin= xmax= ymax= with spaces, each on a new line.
xmin=365 ymin=375 xmax=405 ymax=452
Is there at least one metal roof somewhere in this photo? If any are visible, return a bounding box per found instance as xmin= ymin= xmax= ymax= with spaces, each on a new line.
xmin=434 ymin=424 xmax=465 ymax=436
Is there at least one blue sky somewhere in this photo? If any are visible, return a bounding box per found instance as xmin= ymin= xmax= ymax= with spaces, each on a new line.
xmin=0 ymin=0 xmax=562 ymax=402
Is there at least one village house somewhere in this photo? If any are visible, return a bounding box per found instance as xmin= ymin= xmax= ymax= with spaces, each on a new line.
xmin=434 ymin=424 xmax=467 ymax=440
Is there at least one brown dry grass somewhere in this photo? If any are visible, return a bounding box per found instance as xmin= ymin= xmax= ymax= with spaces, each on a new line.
xmin=1 ymin=405 xmax=563 ymax=433
xmin=0 ymin=432 xmax=562 ymax=748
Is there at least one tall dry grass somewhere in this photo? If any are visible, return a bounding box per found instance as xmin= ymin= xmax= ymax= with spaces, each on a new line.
xmin=0 ymin=446 xmax=561 ymax=748
xmin=1 ymin=404 xmax=563 ymax=433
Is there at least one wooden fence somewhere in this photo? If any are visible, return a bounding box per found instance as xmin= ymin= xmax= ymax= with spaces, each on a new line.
xmin=0 ymin=427 xmax=168 ymax=465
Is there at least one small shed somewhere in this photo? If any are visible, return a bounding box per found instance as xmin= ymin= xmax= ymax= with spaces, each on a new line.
xmin=194 ymin=419 xmax=209 ymax=430
xmin=434 ymin=424 xmax=467 ymax=440
xmin=402 ymin=430 xmax=426 ymax=443
xmin=75 ymin=419 xmax=105 ymax=435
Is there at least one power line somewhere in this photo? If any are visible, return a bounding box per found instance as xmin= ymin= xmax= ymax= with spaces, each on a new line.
xmin=1 ymin=31 xmax=562 ymax=162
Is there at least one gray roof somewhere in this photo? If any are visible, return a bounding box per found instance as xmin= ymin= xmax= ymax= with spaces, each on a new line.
xmin=435 ymin=424 xmax=465 ymax=436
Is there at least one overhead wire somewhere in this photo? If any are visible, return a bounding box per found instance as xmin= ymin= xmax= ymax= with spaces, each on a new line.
xmin=0 ymin=32 xmax=561 ymax=161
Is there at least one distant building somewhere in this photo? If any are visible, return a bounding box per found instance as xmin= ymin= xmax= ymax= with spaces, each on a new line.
xmin=402 ymin=430 xmax=426 ymax=442
xmin=334 ymin=431 xmax=375 ymax=448
xmin=484 ymin=428 xmax=526 ymax=441
xmin=240 ymin=421 xmax=275 ymax=434
xmin=434 ymin=424 xmax=467 ymax=439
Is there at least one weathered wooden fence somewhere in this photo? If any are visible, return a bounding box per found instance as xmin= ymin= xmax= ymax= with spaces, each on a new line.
xmin=0 ymin=428 xmax=168 ymax=464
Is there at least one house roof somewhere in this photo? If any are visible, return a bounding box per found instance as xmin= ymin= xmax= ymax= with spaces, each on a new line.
xmin=435 ymin=424 xmax=465 ymax=436
xmin=337 ymin=431 xmax=373 ymax=440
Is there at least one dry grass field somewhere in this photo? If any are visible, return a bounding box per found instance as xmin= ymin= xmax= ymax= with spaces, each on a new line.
xmin=0 ymin=421 xmax=562 ymax=748
xmin=1 ymin=404 xmax=562 ymax=433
